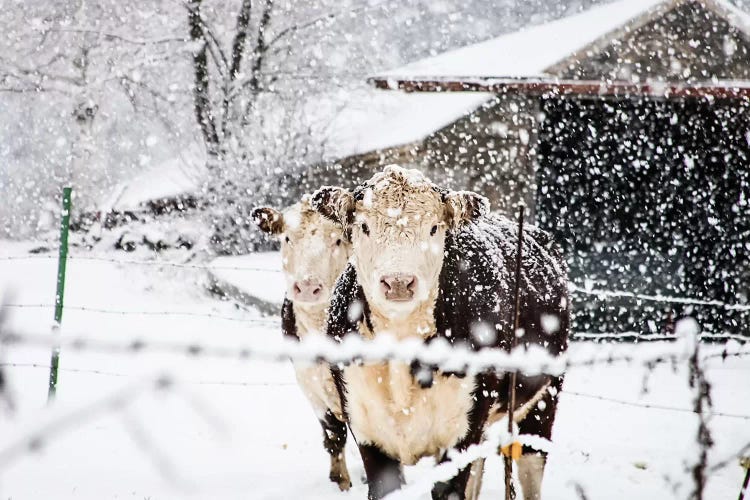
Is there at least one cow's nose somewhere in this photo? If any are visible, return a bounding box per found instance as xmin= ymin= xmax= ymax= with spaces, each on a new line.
xmin=293 ymin=279 xmax=324 ymax=302
xmin=379 ymin=273 xmax=417 ymax=301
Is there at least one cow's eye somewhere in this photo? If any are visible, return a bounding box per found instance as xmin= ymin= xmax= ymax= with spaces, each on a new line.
xmin=430 ymin=225 xmax=438 ymax=236
xmin=335 ymin=239 xmax=342 ymax=246
xmin=284 ymin=236 xmax=290 ymax=244
xmin=361 ymin=223 xmax=370 ymax=236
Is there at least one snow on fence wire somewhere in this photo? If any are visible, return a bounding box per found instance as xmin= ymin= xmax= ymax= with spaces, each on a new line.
xmin=0 ymin=371 xmax=228 ymax=482
xmin=2 ymin=324 xmax=750 ymax=498
xmin=1 ymin=263 xmax=749 ymax=498
xmin=2 ymin=250 xmax=750 ymax=496
xmin=4 ymin=326 xmax=746 ymax=375
xmin=571 ymin=331 xmax=749 ymax=343
xmin=3 ymin=358 xmax=750 ymax=421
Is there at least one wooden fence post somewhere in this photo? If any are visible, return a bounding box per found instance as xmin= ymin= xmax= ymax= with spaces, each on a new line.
xmin=504 ymin=205 xmax=525 ymax=500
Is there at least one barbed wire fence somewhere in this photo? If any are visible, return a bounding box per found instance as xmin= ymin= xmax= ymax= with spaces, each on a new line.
xmin=1 ymin=250 xmax=750 ymax=498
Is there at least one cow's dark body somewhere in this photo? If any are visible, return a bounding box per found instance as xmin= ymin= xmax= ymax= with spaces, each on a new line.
xmin=326 ymin=214 xmax=569 ymax=499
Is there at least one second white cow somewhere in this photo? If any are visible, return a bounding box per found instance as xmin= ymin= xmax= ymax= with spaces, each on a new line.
xmin=253 ymin=197 xmax=353 ymax=490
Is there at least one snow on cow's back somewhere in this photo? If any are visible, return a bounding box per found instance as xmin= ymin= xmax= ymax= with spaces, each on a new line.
xmin=439 ymin=212 xmax=569 ymax=354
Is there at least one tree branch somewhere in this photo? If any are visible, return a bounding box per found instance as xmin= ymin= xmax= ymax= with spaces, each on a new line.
xmin=228 ymin=0 xmax=253 ymax=81
xmin=34 ymin=27 xmax=187 ymax=46
xmin=186 ymin=0 xmax=219 ymax=157
xmin=221 ymin=0 xmax=253 ymax=138
xmin=240 ymin=0 xmax=274 ymax=127
xmin=199 ymin=19 xmax=229 ymax=77
xmin=249 ymin=0 xmax=274 ymax=93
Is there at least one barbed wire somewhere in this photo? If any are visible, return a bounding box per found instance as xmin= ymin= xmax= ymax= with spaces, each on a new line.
xmin=571 ymin=331 xmax=748 ymax=343
xmin=0 ymin=296 xmax=747 ymax=345
xmin=1 ymin=326 xmax=748 ymax=496
xmin=0 ymin=253 xmax=281 ymax=273
xmin=5 ymin=298 xmax=746 ymax=343
xmin=4 ymin=361 xmax=749 ymax=420
xmin=0 ymin=375 xmax=170 ymax=469
xmin=3 ymin=252 xmax=750 ymax=313
xmin=563 ymin=390 xmax=750 ymax=421
xmin=0 ymin=362 xmax=296 ymax=387
xmin=570 ymin=284 xmax=750 ymax=312
xmin=69 ymin=254 xmax=281 ymax=273
xmin=0 ymin=372 xmax=228 ymax=486
xmin=0 ymin=303 xmax=280 ymax=325
xmin=4 ymin=328 xmax=749 ymax=376
xmin=3 ymin=253 xmax=749 ymax=497
xmin=387 ymin=426 xmax=553 ymax=500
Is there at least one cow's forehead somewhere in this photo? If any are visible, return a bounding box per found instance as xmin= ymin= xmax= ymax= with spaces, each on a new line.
xmin=355 ymin=167 xmax=444 ymax=217
xmin=284 ymin=200 xmax=342 ymax=234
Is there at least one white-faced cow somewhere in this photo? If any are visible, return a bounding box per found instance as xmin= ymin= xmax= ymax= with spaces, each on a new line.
xmin=311 ymin=166 xmax=569 ymax=500
xmin=252 ymin=197 xmax=353 ymax=491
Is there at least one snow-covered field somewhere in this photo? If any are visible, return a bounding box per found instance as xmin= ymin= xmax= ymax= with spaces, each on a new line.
xmin=1 ymin=241 xmax=748 ymax=499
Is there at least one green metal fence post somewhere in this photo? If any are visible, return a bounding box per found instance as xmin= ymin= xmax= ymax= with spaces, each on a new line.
xmin=47 ymin=186 xmax=72 ymax=402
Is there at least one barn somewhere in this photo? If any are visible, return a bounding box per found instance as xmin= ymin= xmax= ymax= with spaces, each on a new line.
xmin=317 ymin=0 xmax=750 ymax=338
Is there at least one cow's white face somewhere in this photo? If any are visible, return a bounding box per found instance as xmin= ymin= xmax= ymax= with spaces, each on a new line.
xmin=312 ymin=166 xmax=489 ymax=319
xmin=253 ymin=199 xmax=350 ymax=308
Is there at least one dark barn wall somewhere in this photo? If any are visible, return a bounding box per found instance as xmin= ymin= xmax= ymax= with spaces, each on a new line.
xmin=536 ymin=96 xmax=750 ymax=337
xmin=419 ymin=95 xmax=539 ymax=216
xmin=297 ymin=94 xmax=539 ymax=218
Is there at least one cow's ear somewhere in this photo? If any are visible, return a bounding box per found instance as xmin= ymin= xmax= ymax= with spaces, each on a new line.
xmin=252 ymin=207 xmax=285 ymax=234
xmin=311 ymin=186 xmax=355 ymax=226
xmin=443 ymin=190 xmax=489 ymax=228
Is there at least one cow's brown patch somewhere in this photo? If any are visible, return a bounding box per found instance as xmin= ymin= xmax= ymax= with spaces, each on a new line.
xmin=252 ymin=206 xmax=285 ymax=234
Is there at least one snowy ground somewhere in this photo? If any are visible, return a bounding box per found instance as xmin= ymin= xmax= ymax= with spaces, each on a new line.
xmin=1 ymin=241 xmax=749 ymax=500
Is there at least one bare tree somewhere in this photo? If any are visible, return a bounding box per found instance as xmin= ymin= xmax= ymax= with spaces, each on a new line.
xmin=0 ymin=0 xmax=192 ymax=234
xmin=183 ymin=0 xmax=383 ymax=253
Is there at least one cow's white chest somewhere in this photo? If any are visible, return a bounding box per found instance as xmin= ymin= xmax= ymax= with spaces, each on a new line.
xmin=344 ymin=362 xmax=475 ymax=465
xmin=292 ymin=305 xmax=342 ymax=421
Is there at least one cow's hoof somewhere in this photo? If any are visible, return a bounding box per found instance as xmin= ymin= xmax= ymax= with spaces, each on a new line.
xmin=330 ymin=471 xmax=352 ymax=491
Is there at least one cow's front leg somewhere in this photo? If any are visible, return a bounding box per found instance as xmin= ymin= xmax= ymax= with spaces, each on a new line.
xmin=431 ymin=461 xmax=473 ymax=500
xmin=431 ymin=456 xmax=486 ymax=500
xmin=465 ymin=457 xmax=485 ymax=500
xmin=358 ymin=443 xmax=404 ymax=499
xmin=514 ymin=374 xmax=562 ymax=500
xmin=320 ymin=410 xmax=351 ymax=491
xmin=432 ymin=372 xmax=495 ymax=500
xmin=517 ymin=453 xmax=546 ymax=500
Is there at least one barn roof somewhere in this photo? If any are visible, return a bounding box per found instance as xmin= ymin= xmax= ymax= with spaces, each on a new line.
xmin=330 ymin=0 xmax=750 ymax=163
xmin=324 ymin=91 xmax=492 ymax=160
xmin=370 ymin=0 xmax=750 ymax=96
xmin=376 ymin=0 xmax=663 ymax=80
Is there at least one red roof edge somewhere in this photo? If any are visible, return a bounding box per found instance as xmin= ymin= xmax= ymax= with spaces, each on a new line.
xmin=368 ymin=76 xmax=750 ymax=100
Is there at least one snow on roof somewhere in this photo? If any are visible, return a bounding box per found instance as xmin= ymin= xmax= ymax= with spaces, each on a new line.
xmin=330 ymin=0 xmax=750 ymax=162
xmin=379 ymin=0 xmax=665 ymax=79
xmin=707 ymin=0 xmax=750 ymax=35
xmin=103 ymin=156 xmax=204 ymax=212
xmin=324 ymin=90 xmax=492 ymax=160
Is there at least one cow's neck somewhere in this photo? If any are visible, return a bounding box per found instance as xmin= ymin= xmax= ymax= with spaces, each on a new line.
xmin=366 ymin=291 xmax=438 ymax=340
xmin=292 ymin=302 xmax=328 ymax=338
